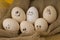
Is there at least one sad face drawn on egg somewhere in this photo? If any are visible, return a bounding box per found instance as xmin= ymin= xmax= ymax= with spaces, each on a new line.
xmin=35 ymin=18 xmax=48 ymax=32
xmin=20 ymin=21 xmax=35 ymax=35
xmin=11 ymin=7 xmax=26 ymax=22
xmin=27 ymin=7 xmax=39 ymax=23
xmin=3 ymin=18 xmax=19 ymax=33
xmin=43 ymin=6 xmax=57 ymax=23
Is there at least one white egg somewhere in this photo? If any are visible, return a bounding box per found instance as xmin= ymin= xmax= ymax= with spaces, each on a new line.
xmin=26 ymin=7 xmax=39 ymax=23
xmin=35 ymin=18 xmax=48 ymax=32
xmin=3 ymin=18 xmax=19 ymax=33
xmin=20 ymin=21 xmax=35 ymax=35
xmin=11 ymin=7 xmax=26 ymax=22
xmin=43 ymin=6 xmax=57 ymax=23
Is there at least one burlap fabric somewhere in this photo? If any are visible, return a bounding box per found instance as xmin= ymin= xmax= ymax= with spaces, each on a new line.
xmin=0 ymin=0 xmax=60 ymax=40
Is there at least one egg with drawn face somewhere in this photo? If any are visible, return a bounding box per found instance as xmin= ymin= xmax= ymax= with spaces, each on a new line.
xmin=27 ymin=7 xmax=39 ymax=23
xmin=43 ymin=6 xmax=57 ymax=23
xmin=11 ymin=7 xmax=26 ymax=22
xmin=3 ymin=18 xmax=19 ymax=33
xmin=35 ymin=18 xmax=48 ymax=32
xmin=20 ymin=21 xmax=35 ymax=35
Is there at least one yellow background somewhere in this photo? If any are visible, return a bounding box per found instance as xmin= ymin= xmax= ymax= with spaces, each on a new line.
xmin=0 ymin=0 xmax=13 ymax=8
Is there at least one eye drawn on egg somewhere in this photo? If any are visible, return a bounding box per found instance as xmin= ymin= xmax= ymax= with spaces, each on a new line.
xmin=15 ymin=11 xmax=20 ymax=16
xmin=12 ymin=7 xmax=21 ymax=17
xmin=27 ymin=7 xmax=38 ymax=17
xmin=6 ymin=27 xmax=8 ymax=29
xmin=23 ymin=28 xmax=26 ymax=31
xmin=27 ymin=11 xmax=33 ymax=15
xmin=36 ymin=25 xmax=38 ymax=27
xmin=39 ymin=25 xmax=41 ymax=28
xmin=8 ymin=27 xmax=10 ymax=29
xmin=36 ymin=25 xmax=41 ymax=29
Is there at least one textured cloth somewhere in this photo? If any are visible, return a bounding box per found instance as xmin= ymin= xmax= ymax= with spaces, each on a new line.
xmin=0 ymin=0 xmax=60 ymax=40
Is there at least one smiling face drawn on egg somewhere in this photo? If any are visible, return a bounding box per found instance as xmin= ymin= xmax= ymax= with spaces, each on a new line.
xmin=27 ymin=7 xmax=39 ymax=23
xmin=3 ymin=18 xmax=19 ymax=33
xmin=43 ymin=6 xmax=57 ymax=23
xmin=20 ymin=21 xmax=35 ymax=35
xmin=35 ymin=18 xmax=48 ymax=32
xmin=11 ymin=7 xmax=26 ymax=22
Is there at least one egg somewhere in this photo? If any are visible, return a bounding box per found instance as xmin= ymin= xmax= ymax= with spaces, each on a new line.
xmin=11 ymin=7 xmax=26 ymax=22
xmin=35 ymin=18 xmax=48 ymax=32
xmin=43 ymin=6 xmax=57 ymax=23
xmin=26 ymin=6 xmax=39 ymax=23
xmin=3 ymin=18 xmax=19 ymax=33
xmin=20 ymin=21 xmax=35 ymax=35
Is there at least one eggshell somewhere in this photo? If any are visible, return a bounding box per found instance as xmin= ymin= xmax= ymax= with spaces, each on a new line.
xmin=20 ymin=21 xmax=35 ymax=35
xmin=26 ymin=7 xmax=39 ymax=23
xmin=35 ymin=18 xmax=48 ymax=32
xmin=43 ymin=6 xmax=57 ymax=23
xmin=11 ymin=7 xmax=26 ymax=22
xmin=3 ymin=18 xmax=19 ymax=33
